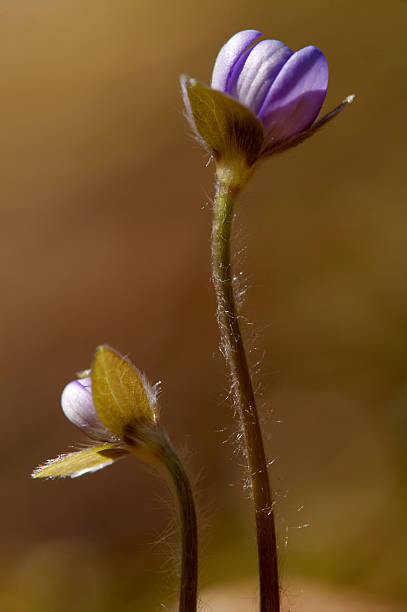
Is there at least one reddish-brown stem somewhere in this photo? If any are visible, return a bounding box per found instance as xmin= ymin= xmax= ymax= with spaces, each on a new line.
xmin=211 ymin=168 xmax=279 ymax=612
xmin=161 ymin=438 xmax=198 ymax=612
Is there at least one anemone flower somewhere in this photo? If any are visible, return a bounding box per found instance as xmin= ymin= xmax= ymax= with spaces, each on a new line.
xmin=32 ymin=346 xmax=161 ymax=478
xmin=32 ymin=345 xmax=197 ymax=612
xmin=180 ymin=28 xmax=354 ymax=612
xmin=181 ymin=29 xmax=353 ymax=164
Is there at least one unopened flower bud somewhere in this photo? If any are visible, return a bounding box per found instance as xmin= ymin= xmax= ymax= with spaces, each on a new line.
xmin=61 ymin=377 xmax=112 ymax=441
xmin=33 ymin=346 xmax=183 ymax=480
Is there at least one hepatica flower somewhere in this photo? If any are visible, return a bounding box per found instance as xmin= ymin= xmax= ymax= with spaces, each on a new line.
xmin=212 ymin=29 xmax=328 ymax=145
xmin=32 ymin=345 xmax=167 ymax=478
xmin=181 ymin=30 xmax=354 ymax=612
xmin=33 ymin=346 xmax=198 ymax=611
xmin=181 ymin=29 xmax=354 ymax=167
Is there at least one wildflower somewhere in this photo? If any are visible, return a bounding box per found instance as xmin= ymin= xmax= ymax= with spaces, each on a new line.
xmin=181 ymin=29 xmax=353 ymax=166
xmin=32 ymin=345 xmax=164 ymax=478
xmin=181 ymin=29 xmax=354 ymax=612
xmin=32 ymin=346 xmax=198 ymax=610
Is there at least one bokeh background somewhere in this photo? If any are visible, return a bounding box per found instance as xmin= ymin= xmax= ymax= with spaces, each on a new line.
xmin=2 ymin=1 xmax=406 ymax=610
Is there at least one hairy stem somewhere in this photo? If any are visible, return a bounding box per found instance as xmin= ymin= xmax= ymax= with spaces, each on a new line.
xmin=161 ymin=439 xmax=198 ymax=612
xmin=211 ymin=164 xmax=279 ymax=612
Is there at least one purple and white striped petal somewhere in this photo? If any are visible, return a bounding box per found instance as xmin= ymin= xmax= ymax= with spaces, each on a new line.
xmin=182 ymin=30 xmax=340 ymax=161
xmin=258 ymin=45 xmax=328 ymax=143
xmin=211 ymin=29 xmax=262 ymax=93
xmin=61 ymin=378 xmax=113 ymax=441
xmin=231 ymin=39 xmax=293 ymax=116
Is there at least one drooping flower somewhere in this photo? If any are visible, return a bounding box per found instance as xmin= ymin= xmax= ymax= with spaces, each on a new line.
xmin=32 ymin=346 xmax=199 ymax=611
xmin=181 ymin=29 xmax=353 ymax=166
xmin=32 ymin=345 xmax=165 ymax=478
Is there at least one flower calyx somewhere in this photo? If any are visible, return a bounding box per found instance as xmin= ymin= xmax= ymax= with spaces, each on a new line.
xmin=32 ymin=345 xmax=167 ymax=479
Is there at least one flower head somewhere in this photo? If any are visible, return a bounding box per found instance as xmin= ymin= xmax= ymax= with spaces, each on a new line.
xmin=32 ymin=347 xmax=198 ymax=611
xmin=211 ymin=29 xmax=328 ymax=145
xmin=181 ymin=29 xmax=354 ymax=167
xmin=32 ymin=345 xmax=166 ymax=479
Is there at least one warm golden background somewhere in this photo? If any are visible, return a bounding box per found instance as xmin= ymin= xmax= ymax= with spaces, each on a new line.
xmin=2 ymin=1 xmax=406 ymax=610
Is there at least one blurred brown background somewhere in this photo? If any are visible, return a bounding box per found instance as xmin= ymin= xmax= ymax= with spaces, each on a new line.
xmin=1 ymin=0 xmax=406 ymax=610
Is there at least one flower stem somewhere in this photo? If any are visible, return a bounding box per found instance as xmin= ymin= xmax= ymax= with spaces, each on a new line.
xmin=212 ymin=164 xmax=280 ymax=612
xmin=161 ymin=439 xmax=198 ymax=612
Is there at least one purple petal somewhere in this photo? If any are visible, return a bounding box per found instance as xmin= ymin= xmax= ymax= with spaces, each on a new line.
xmin=211 ymin=29 xmax=262 ymax=93
xmin=258 ymin=45 xmax=328 ymax=143
xmin=61 ymin=378 xmax=112 ymax=440
xmin=230 ymin=39 xmax=293 ymax=116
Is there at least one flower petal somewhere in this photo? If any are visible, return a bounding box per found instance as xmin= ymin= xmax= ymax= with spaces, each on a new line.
xmin=61 ymin=378 xmax=113 ymax=441
xmin=231 ymin=39 xmax=293 ymax=115
xmin=211 ymin=29 xmax=262 ymax=93
xmin=258 ymin=45 xmax=328 ymax=143
xmin=32 ymin=444 xmax=129 ymax=479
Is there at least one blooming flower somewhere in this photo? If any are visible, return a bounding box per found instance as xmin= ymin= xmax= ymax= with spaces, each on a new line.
xmin=181 ymin=29 xmax=353 ymax=165
xmin=32 ymin=345 xmax=164 ymax=478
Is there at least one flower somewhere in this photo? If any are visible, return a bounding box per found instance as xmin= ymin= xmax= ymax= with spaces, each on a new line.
xmin=211 ymin=29 xmax=328 ymax=145
xmin=181 ymin=29 xmax=353 ymax=166
xmin=32 ymin=345 xmax=165 ymax=478
xmin=32 ymin=347 xmax=198 ymax=611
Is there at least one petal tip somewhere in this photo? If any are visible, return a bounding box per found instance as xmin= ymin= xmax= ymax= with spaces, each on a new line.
xmin=211 ymin=29 xmax=263 ymax=92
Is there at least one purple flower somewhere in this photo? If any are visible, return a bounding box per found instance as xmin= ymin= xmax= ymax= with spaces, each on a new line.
xmin=61 ymin=377 xmax=113 ymax=441
xmin=211 ymin=29 xmax=328 ymax=145
xmin=181 ymin=29 xmax=352 ymax=165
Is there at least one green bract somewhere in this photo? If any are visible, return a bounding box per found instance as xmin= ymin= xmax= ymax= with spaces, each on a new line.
xmin=181 ymin=76 xmax=264 ymax=168
xmin=181 ymin=75 xmax=354 ymax=171
xmin=92 ymin=345 xmax=157 ymax=438
xmin=32 ymin=444 xmax=129 ymax=479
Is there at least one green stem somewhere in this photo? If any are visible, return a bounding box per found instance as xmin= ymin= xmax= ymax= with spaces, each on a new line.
xmin=161 ymin=438 xmax=198 ymax=612
xmin=212 ymin=165 xmax=280 ymax=612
